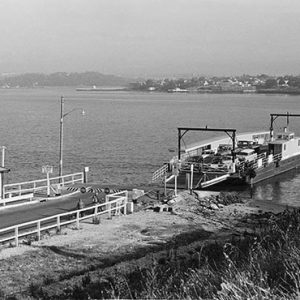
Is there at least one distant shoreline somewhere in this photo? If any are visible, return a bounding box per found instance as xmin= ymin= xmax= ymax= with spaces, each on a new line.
xmin=76 ymin=87 xmax=129 ymax=92
xmin=1 ymin=86 xmax=300 ymax=96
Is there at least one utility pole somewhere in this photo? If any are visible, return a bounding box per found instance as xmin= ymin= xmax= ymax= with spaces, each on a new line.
xmin=59 ymin=96 xmax=64 ymax=179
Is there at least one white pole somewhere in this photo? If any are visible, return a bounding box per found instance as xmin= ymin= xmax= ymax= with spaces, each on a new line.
xmin=1 ymin=146 xmax=6 ymax=200
xmin=46 ymin=171 xmax=50 ymax=197
xmin=15 ymin=227 xmax=19 ymax=247
xmin=1 ymin=146 xmax=6 ymax=167
xmin=0 ymin=174 xmax=2 ymax=200
xmin=37 ymin=221 xmax=41 ymax=241
xmin=59 ymin=96 xmax=64 ymax=180
xmin=190 ymin=164 xmax=194 ymax=191
xmin=174 ymin=174 xmax=178 ymax=196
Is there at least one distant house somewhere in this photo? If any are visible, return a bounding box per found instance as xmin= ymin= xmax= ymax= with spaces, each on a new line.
xmin=218 ymin=81 xmax=243 ymax=92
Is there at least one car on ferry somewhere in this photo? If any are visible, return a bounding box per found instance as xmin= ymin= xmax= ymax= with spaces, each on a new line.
xmin=202 ymin=149 xmax=216 ymax=158
xmin=217 ymin=144 xmax=232 ymax=156
xmin=181 ymin=155 xmax=203 ymax=171
xmin=237 ymin=148 xmax=257 ymax=162
xmin=238 ymin=140 xmax=256 ymax=148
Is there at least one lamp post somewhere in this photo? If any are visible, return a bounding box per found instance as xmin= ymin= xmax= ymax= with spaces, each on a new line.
xmin=59 ymin=96 xmax=85 ymax=179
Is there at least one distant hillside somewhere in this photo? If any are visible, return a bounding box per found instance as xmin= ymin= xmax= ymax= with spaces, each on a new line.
xmin=0 ymin=72 xmax=131 ymax=88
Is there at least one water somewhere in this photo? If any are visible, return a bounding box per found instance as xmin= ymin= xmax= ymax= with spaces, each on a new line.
xmin=1 ymin=88 xmax=300 ymax=206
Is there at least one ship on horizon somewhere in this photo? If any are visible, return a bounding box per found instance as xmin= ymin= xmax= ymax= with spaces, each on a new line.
xmin=76 ymin=85 xmax=128 ymax=92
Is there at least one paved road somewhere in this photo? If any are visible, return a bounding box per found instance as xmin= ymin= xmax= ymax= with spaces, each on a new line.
xmin=0 ymin=191 xmax=95 ymax=230
xmin=0 ymin=183 xmax=157 ymax=230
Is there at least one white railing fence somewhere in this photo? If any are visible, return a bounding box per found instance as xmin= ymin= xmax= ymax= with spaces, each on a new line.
xmin=152 ymin=164 xmax=168 ymax=182
xmin=0 ymin=191 xmax=130 ymax=247
xmin=3 ymin=172 xmax=84 ymax=202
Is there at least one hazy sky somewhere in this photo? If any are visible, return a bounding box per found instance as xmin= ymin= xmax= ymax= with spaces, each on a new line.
xmin=1 ymin=0 xmax=300 ymax=77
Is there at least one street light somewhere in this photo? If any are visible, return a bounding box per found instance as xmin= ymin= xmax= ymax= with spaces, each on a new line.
xmin=59 ymin=96 xmax=85 ymax=179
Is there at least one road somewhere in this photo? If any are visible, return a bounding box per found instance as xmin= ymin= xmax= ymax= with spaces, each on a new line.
xmin=0 ymin=191 xmax=95 ymax=230
xmin=0 ymin=182 xmax=157 ymax=230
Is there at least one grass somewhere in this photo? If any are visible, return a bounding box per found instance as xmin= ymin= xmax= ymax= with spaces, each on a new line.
xmin=51 ymin=208 xmax=300 ymax=300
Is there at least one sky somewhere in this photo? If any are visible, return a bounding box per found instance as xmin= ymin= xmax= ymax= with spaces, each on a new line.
xmin=0 ymin=0 xmax=300 ymax=77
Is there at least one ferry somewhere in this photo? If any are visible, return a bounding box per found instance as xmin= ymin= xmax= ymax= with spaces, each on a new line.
xmin=152 ymin=113 xmax=300 ymax=190
xmin=76 ymin=85 xmax=127 ymax=92
xmin=167 ymin=87 xmax=188 ymax=93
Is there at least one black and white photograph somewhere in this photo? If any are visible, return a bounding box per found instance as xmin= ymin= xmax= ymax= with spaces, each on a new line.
xmin=0 ymin=0 xmax=299 ymax=299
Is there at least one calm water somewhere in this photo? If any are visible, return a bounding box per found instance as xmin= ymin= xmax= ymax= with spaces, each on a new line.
xmin=1 ymin=88 xmax=300 ymax=206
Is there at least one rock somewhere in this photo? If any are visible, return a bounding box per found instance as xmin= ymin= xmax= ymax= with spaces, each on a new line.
xmin=210 ymin=203 xmax=219 ymax=210
xmin=132 ymin=189 xmax=145 ymax=201
xmin=153 ymin=204 xmax=172 ymax=213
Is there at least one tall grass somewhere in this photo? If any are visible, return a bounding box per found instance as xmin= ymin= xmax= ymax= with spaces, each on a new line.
xmin=31 ymin=208 xmax=300 ymax=299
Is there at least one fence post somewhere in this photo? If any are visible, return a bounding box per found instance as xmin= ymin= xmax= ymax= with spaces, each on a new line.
xmin=76 ymin=211 xmax=80 ymax=229
xmin=15 ymin=227 xmax=19 ymax=247
xmin=116 ymin=201 xmax=120 ymax=216
xmin=57 ymin=216 xmax=60 ymax=231
xmin=124 ymin=195 xmax=127 ymax=215
xmin=83 ymin=167 xmax=89 ymax=183
xmin=46 ymin=172 xmax=50 ymax=197
xmin=105 ymin=195 xmax=109 ymax=210
xmin=18 ymin=184 xmax=21 ymax=196
xmin=37 ymin=221 xmax=41 ymax=241
xmin=108 ymin=202 xmax=111 ymax=219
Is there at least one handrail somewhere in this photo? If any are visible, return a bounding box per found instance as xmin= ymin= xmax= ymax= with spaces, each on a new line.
xmin=152 ymin=164 xmax=168 ymax=182
xmin=0 ymin=191 xmax=129 ymax=246
xmin=3 ymin=172 xmax=83 ymax=188
xmin=3 ymin=172 xmax=84 ymax=198
xmin=273 ymin=152 xmax=282 ymax=162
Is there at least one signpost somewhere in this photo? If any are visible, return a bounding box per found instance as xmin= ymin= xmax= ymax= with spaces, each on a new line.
xmin=42 ymin=165 xmax=53 ymax=197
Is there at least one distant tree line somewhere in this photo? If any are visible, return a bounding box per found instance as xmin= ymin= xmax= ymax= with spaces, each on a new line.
xmin=0 ymin=72 xmax=130 ymax=88
xmin=129 ymin=77 xmax=209 ymax=92
xmin=130 ymin=74 xmax=300 ymax=92
xmin=2 ymin=72 xmax=300 ymax=92
xmin=259 ymin=76 xmax=300 ymax=89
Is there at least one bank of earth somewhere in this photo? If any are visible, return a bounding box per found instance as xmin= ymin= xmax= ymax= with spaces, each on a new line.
xmin=0 ymin=190 xmax=290 ymax=298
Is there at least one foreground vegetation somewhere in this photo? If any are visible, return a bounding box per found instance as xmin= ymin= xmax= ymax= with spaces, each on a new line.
xmin=30 ymin=208 xmax=300 ymax=299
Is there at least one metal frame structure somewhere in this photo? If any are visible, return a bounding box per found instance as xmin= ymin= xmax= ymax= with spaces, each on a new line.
xmin=177 ymin=127 xmax=237 ymax=161
xmin=270 ymin=113 xmax=300 ymax=140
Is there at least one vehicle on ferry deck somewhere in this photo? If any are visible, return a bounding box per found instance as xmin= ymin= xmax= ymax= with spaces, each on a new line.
xmin=202 ymin=149 xmax=216 ymax=158
xmin=237 ymin=148 xmax=257 ymax=162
